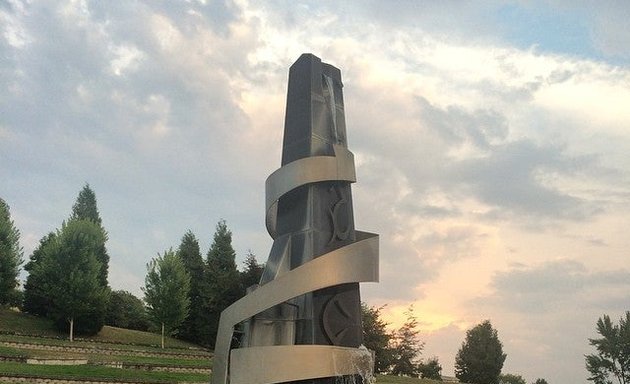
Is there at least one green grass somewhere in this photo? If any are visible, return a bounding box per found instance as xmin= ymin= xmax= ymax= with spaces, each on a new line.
xmin=0 ymin=345 xmax=25 ymax=357
xmin=0 ymin=334 xmax=211 ymax=357
xmin=0 ymin=361 xmax=210 ymax=382
xmin=0 ymin=308 xmax=207 ymax=351
xmin=0 ymin=345 xmax=211 ymax=368
xmin=89 ymin=326 xmax=204 ymax=350
xmin=93 ymin=354 xmax=212 ymax=368
xmin=0 ymin=308 xmax=59 ymax=337
xmin=375 ymin=375 xmax=442 ymax=383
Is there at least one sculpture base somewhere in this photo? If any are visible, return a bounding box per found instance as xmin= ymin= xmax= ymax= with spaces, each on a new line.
xmin=229 ymin=345 xmax=374 ymax=384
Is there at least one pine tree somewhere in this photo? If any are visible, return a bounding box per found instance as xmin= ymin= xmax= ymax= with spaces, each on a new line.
xmin=70 ymin=184 xmax=108 ymax=286
xmin=240 ymin=250 xmax=264 ymax=290
xmin=33 ymin=219 xmax=110 ymax=341
xmin=361 ymin=303 xmax=395 ymax=373
xmin=204 ymin=220 xmax=243 ymax=347
xmin=0 ymin=198 xmax=23 ymax=306
xmin=66 ymin=184 xmax=110 ymax=334
xmin=391 ymin=305 xmax=424 ymax=377
xmin=176 ymin=230 xmax=205 ymax=342
xmin=143 ymin=249 xmax=191 ymax=349
xmin=23 ymin=233 xmax=56 ymax=315
xmin=71 ymin=184 xmax=101 ymax=225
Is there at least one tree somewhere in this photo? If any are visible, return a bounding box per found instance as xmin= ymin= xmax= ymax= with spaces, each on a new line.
xmin=204 ymin=219 xmax=243 ymax=347
xmin=70 ymin=184 xmax=108 ymax=286
xmin=105 ymin=290 xmax=149 ymax=331
xmin=67 ymin=184 xmax=110 ymax=334
xmin=586 ymin=311 xmax=630 ymax=384
xmin=176 ymin=230 xmax=205 ymax=342
xmin=240 ymin=250 xmax=264 ymax=290
xmin=31 ymin=219 xmax=110 ymax=341
xmin=391 ymin=305 xmax=424 ymax=377
xmin=361 ymin=303 xmax=394 ymax=373
xmin=533 ymin=379 xmax=549 ymax=384
xmin=0 ymin=198 xmax=23 ymax=306
xmin=419 ymin=357 xmax=442 ymax=380
xmin=71 ymin=183 xmax=102 ymax=225
xmin=23 ymin=233 xmax=56 ymax=316
xmin=143 ymin=249 xmax=191 ymax=349
xmin=499 ymin=373 xmax=526 ymax=384
xmin=455 ymin=320 xmax=507 ymax=384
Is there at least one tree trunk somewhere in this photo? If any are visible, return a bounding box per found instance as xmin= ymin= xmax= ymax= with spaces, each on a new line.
xmin=161 ymin=322 xmax=165 ymax=349
xmin=69 ymin=318 xmax=74 ymax=342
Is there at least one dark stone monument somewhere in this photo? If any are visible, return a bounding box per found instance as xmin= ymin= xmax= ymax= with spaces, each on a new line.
xmin=212 ymin=54 xmax=379 ymax=384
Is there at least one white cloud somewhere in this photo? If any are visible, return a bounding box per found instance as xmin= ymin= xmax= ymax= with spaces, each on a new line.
xmin=2 ymin=2 xmax=630 ymax=384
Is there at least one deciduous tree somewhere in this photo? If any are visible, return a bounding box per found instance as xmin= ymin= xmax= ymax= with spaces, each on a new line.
xmin=0 ymin=198 xmax=23 ymax=306
xmin=419 ymin=357 xmax=442 ymax=380
xmin=455 ymin=320 xmax=506 ymax=384
xmin=33 ymin=219 xmax=110 ymax=341
xmin=105 ymin=290 xmax=149 ymax=331
xmin=585 ymin=311 xmax=630 ymax=384
xmin=499 ymin=373 xmax=526 ymax=384
xmin=143 ymin=249 xmax=191 ymax=349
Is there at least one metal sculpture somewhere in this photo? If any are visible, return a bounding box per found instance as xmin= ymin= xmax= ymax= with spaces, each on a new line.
xmin=212 ymin=54 xmax=379 ymax=384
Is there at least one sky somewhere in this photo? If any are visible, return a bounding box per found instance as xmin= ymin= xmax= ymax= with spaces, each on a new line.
xmin=2 ymin=1 xmax=630 ymax=383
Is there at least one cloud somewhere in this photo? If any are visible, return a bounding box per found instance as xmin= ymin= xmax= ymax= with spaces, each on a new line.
xmin=466 ymin=259 xmax=630 ymax=382
xmin=3 ymin=3 xmax=630 ymax=384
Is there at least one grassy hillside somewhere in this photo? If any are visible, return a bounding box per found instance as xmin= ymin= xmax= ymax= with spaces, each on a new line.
xmin=1 ymin=308 xmax=446 ymax=384
xmin=0 ymin=308 xmax=201 ymax=349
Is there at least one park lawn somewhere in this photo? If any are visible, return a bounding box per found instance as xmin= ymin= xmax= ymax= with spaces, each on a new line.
xmin=0 ymin=333 xmax=211 ymax=357
xmin=375 ymin=375 xmax=441 ymax=383
xmin=0 ymin=346 xmax=211 ymax=368
xmin=0 ymin=361 xmax=210 ymax=382
xmin=0 ymin=308 xmax=207 ymax=351
xmin=0 ymin=308 xmax=59 ymax=337
xmin=89 ymin=353 xmax=212 ymax=368
xmin=0 ymin=345 xmax=25 ymax=357
xmin=89 ymin=325 xmax=204 ymax=350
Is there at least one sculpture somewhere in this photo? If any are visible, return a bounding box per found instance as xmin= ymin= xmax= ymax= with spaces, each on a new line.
xmin=212 ymin=54 xmax=379 ymax=384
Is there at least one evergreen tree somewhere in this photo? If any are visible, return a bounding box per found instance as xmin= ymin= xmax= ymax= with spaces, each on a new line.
xmin=361 ymin=303 xmax=395 ymax=373
xmin=391 ymin=305 xmax=424 ymax=377
xmin=204 ymin=219 xmax=243 ymax=347
xmin=176 ymin=230 xmax=205 ymax=342
xmin=23 ymin=233 xmax=56 ymax=315
xmin=70 ymin=184 xmax=108 ymax=286
xmin=66 ymin=184 xmax=110 ymax=334
xmin=143 ymin=249 xmax=191 ymax=349
xmin=71 ymin=184 xmax=102 ymax=225
xmin=32 ymin=219 xmax=110 ymax=341
xmin=0 ymin=198 xmax=23 ymax=306
xmin=240 ymin=250 xmax=264 ymax=290
xmin=455 ymin=320 xmax=507 ymax=384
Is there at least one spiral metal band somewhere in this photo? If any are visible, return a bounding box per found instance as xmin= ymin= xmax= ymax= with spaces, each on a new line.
xmin=211 ymin=147 xmax=379 ymax=384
